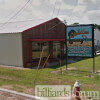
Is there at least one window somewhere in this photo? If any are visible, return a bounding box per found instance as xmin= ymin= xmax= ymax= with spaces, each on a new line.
xmin=32 ymin=42 xmax=49 ymax=59
xmin=43 ymin=42 xmax=48 ymax=57
xmin=32 ymin=42 xmax=41 ymax=59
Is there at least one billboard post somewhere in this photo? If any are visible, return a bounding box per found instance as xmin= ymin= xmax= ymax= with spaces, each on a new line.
xmin=92 ymin=25 xmax=95 ymax=73
xmin=64 ymin=21 xmax=68 ymax=71
xmin=93 ymin=57 xmax=95 ymax=73
xmin=65 ymin=24 xmax=94 ymax=73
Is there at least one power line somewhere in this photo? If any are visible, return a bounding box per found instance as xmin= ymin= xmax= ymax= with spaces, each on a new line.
xmin=48 ymin=0 xmax=78 ymax=30
xmin=0 ymin=17 xmax=51 ymax=23
xmin=56 ymin=0 xmax=62 ymax=17
xmin=67 ymin=0 xmax=78 ymax=23
xmin=49 ymin=1 xmax=77 ymax=30
xmin=48 ymin=21 xmax=63 ymax=31
xmin=51 ymin=0 xmax=57 ymax=18
xmin=0 ymin=0 xmax=26 ymax=23
xmin=0 ymin=0 xmax=31 ymax=29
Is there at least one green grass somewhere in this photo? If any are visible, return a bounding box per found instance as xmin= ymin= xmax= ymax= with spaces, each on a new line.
xmin=0 ymin=56 xmax=100 ymax=95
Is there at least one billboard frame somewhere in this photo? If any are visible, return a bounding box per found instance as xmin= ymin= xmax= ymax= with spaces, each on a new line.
xmin=65 ymin=24 xmax=95 ymax=72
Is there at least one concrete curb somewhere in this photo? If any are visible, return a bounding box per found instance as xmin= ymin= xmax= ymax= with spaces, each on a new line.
xmin=0 ymin=88 xmax=48 ymax=100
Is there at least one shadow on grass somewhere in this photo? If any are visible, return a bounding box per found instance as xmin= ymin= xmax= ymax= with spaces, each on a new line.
xmin=49 ymin=63 xmax=93 ymax=75
xmin=67 ymin=70 xmax=92 ymax=74
xmin=32 ymin=55 xmax=100 ymax=70
xmin=49 ymin=55 xmax=100 ymax=69
xmin=49 ymin=63 xmax=65 ymax=69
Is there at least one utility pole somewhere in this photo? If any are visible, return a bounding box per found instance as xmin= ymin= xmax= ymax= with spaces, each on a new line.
xmin=63 ymin=19 xmax=68 ymax=71
xmin=64 ymin=19 xmax=67 ymax=26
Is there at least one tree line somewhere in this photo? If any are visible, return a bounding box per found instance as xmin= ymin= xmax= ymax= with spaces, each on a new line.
xmin=94 ymin=24 xmax=100 ymax=30
xmin=73 ymin=23 xmax=100 ymax=31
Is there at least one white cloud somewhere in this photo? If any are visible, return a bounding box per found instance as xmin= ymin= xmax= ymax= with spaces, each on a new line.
xmin=78 ymin=0 xmax=96 ymax=5
xmin=0 ymin=0 xmax=100 ymax=25
xmin=87 ymin=10 xmax=100 ymax=24
xmin=73 ymin=5 xmax=86 ymax=14
xmin=32 ymin=0 xmax=41 ymax=6
xmin=61 ymin=3 xmax=74 ymax=10
xmin=49 ymin=0 xmax=62 ymax=5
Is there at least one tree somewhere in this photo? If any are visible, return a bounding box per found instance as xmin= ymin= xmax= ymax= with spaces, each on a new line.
xmin=73 ymin=22 xmax=79 ymax=25
xmin=68 ymin=30 xmax=76 ymax=43
xmin=94 ymin=24 xmax=100 ymax=31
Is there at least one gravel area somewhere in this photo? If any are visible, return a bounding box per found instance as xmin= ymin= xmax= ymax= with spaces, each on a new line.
xmin=0 ymin=90 xmax=90 ymax=100
xmin=0 ymin=91 xmax=36 ymax=100
xmin=0 ymin=88 xmax=46 ymax=100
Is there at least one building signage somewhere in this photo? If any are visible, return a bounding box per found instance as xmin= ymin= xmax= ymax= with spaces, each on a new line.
xmin=66 ymin=25 xmax=94 ymax=57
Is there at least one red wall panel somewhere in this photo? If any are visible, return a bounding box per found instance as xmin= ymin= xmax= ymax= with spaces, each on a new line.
xmin=22 ymin=18 xmax=65 ymax=67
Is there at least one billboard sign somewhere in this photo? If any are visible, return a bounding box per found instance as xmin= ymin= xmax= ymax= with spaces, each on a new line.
xmin=66 ymin=24 xmax=94 ymax=57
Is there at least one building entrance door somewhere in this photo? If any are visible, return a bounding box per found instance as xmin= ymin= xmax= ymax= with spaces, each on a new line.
xmin=53 ymin=42 xmax=60 ymax=58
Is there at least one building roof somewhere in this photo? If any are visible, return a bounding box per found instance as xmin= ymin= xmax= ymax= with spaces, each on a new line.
xmin=0 ymin=18 xmax=59 ymax=34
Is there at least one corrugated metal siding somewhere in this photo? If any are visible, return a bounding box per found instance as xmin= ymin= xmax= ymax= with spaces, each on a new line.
xmin=0 ymin=33 xmax=23 ymax=67
xmin=22 ymin=18 xmax=65 ymax=67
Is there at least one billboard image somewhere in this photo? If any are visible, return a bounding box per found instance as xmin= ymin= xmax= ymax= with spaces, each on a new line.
xmin=66 ymin=25 xmax=94 ymax=57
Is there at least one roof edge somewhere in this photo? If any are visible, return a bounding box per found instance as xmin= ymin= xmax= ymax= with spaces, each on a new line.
xmin=0 ymin=32 xmax=21 ymax=34
xmin=23 ymin=17 xmax=62 ymax=32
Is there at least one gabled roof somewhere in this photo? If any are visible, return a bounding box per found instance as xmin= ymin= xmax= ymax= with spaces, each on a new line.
xmin=0 ymin=18 xmax=60 ymax=33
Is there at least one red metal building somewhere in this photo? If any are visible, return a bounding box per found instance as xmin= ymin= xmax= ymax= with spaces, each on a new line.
xmin=0 ymin=17 xmax=65 ymax=68
xmin=22 ymin=18 xmax=65 ymax=67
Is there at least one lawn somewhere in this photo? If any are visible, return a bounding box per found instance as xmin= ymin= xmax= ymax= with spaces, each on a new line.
xmin=0 ymin=56 xmax=100 ymax=95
